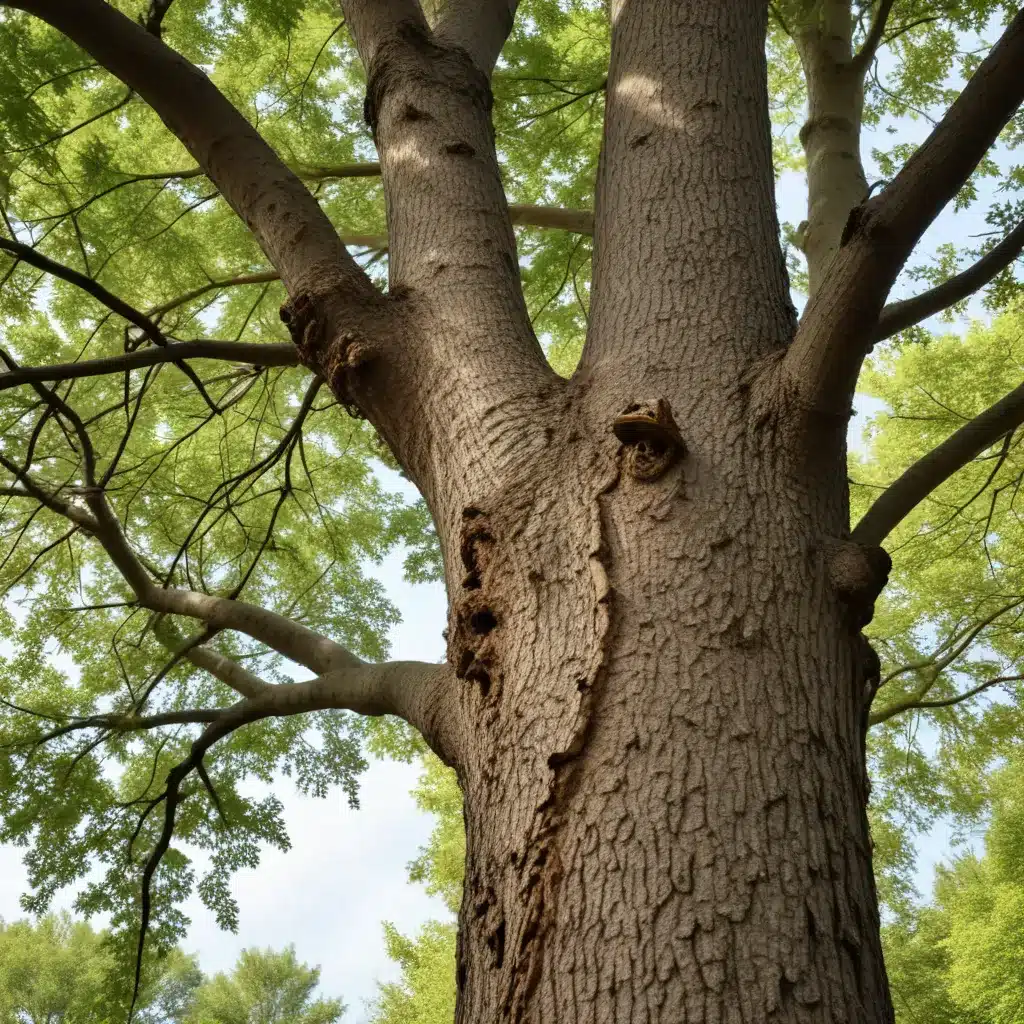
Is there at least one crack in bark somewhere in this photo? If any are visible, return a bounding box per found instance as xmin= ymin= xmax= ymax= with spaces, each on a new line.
xmin=450 ymin=507 xmax=499 ymax=698
xmin=501 ymin=454 xmax=619 ymax=1021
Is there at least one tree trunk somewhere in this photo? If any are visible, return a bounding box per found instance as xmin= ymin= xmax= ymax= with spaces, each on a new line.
xmin=445 ymin=393 xmax=893 ymax=1022
xmin=340 ymin=4 xmax=897 ymax=1022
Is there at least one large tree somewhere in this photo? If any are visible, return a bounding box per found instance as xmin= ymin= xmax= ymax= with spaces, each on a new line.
xmin=0 ymin=1 xmax=1023 ymax=1022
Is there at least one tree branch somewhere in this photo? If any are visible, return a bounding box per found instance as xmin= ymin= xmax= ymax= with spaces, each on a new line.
xmin=873 ymin=217 xmax=1024 ymax=342
xmin=148 ymin=272 xmax=282 ymax=317
xmin=510 ymin=203 xmax=593 ymax=235
xmin=142 ymin=0 xmax=175 ymax=38
xmin=434 ymin=0 xmax=519 ymax=75
xmin=852 ymin=380 xmax=1024 ymax=545
xmin=869 ymin=672 xmax=1023 ymax=726
xmin=340 ymin=0 xmax=427 ymax=70
xmin=0 ymin=455 xmax=98 ymax=530
xmin=786 ymin=7 xmax=1024 ymax=417
xmin=0 ymin=236 xmax=166 ymax=341
xmin=11 ymin=707 xmax=223 ymax=748
xmin=147 ymin=589 xmax=357 ymax=676
xmin=877 ymin=598 xmax=1022 ymax=690
xmin=0 ymin=236 xmax=223 ymax=409
xmin=149 ymin=616 xmax=270 ymax=699
xmin=6 ymin=0 xmax=371 ymax=299
xmin=65 ymin=162 xmax=593 ymax=243
xmin=125 ymin=658 xmax=456 ymax=1018
xmin=850 ymin=0 xmax=895 ymax=73
xmin=0 ymin=341 xmax=300 ymax=391
xmin=0 ymin=373 xmax=361 ymax=679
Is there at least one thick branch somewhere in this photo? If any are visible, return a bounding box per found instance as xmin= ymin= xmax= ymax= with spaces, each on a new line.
xmin=0 ymin=341 xmax=299 ymax=391
xmin=184 ymin=646 xmax=269 ymax=699
xmin=581 ymin=0 xmax=793 ymax=390
xmin=7 ymin=0 xmax=370 ymax=298
xmin=873 ymin=217 xmax=1024 ymax=342
xmin=787 ymin=7 xmax=1024 ymax=415
xmin=434 ymin=0 xmax=518 ymax=75
xmin=510 ymin=204 xmax=593 ymax=235
xmin=853 ymin=380 xmax=1024 ymax=545
xmin=150 ymin=616 xmax=270 ymax=699
xmin=0 ymin=456 xmax=98 ymax=530
xmin=148 ymin=588 xmax=356 ymax=676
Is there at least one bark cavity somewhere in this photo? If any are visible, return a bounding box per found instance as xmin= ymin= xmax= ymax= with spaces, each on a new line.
xmin=612 ymin=398 xmax=685 ymax=481
xmin=449 ymin=506 xmax=500 ymax=697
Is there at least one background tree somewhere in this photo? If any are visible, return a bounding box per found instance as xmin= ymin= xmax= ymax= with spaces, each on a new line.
xmin=370 ymin=755 xmax=462 ymax=1024
xmin=0 ymin=913 xmax=202 ymax=1023
xmin=0 ymin=0 xmax=1022 ymax=1022
xmin=183 ymin=947 xmax=343 ymax=1024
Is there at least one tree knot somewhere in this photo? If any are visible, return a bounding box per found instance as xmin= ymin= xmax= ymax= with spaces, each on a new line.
xmin=612 ymin=399 xmax=685 ymax=481
xmin=825 ymin=539 xmax=891 ymax=628
xmin=280 ymin=296 xmax=374 ymax=418
xmin=279 ymin=293 xmax=322 ymax=354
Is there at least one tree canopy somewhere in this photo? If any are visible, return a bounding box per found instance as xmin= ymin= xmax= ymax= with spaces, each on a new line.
xmin=0 ymin=0 xmax=1022 ymax=1015
xmin=0 ymin=917 xmax=342 ymax=1024
xmin=0 ymin=912 xmax=202 ymax=1023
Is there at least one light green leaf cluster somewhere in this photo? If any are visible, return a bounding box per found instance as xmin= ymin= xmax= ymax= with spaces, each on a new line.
xmin=851 ymin=308 xmax=1024 ymax=902
xmin=0 ymin=912 xmax=202 ymax=1023
xmin=370 ymin=922 xmax=458 ymax=1024
xmin=882 ymin=754 xmax=1024 ymax=1024
xmin=184 ymin=946 xmax=344 ymax=1024
xmin=368 ymin=755 xmax=461 ymax=1024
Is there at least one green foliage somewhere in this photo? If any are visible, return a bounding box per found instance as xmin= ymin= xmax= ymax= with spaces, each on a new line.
xmin=882 ymin=754 xmax=1024 ymax=1024
xmin=0 ymin=912 xmax=201 ymax=1024
xmin=770 ymin=0 xmax=1024 ymax=303
xmin=851 ymin=306 xmax=1024 ymax=903
xmin=371 ymin=922 xmax=458 ymax=1024
xmin=184 ymin=947 xmax=344 ymax=1024
xmin=369 ymin=755 xmax=461 ymax=1024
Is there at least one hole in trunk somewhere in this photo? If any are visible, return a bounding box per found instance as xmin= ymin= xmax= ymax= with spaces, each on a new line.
xmin=470 ymin=609 xmax=497 ymax=635
xmin=487 ymin=918 xmax=506 ymax=969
